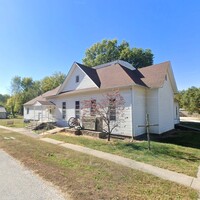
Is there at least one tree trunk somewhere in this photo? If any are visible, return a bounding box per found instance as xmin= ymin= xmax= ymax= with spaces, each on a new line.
xmin=107 ymin=132 xmax=111 ymax=141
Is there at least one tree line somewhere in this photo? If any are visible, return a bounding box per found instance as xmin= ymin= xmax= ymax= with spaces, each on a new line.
xmin=176 ymin=87 xmax=200 ymax=114
xmin=0 ymin=39 xmax=154 ymax=117
xmin=0 ymin=72 xmax=65 ymax=117
xmin=0 ymin=39 xmax=198 ymax=118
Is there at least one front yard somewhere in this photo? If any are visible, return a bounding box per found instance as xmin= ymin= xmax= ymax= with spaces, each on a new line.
xmin=47 ymin=130 xmax=200 ymax=177
xmin=0 ymin=118 xmax=25 ymax=128
xmin=0 ymin=128 xmax=197 ymax=200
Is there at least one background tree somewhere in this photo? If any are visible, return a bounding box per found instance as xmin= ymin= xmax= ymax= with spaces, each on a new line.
xmin=82 ymin=39 xmax=154 ymax=68
xmin=177 ymin=87 xmax=200 ymax=114
xmin=5 ymin=72 xmax=65 ymax=117
xmin=40 ymin=72 xmax=65 ymax=93
xmin=82 ymin=90 xmax=126 ymax=141
xmin=0 ymin=94 xmax=10 ymax=106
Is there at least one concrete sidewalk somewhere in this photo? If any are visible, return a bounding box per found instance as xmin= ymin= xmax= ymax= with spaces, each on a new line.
xmin=41 ymin=137 xmax=200 ymax=191
xmin=1 ymin=125 xmax=200 ymax=191
xmin=0 ymin=125 xmax=41 ymax=138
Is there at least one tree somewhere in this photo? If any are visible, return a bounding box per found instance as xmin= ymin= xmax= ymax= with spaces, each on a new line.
xmin=6 ymin=96 xmax=16 ymax=117
xmin=82 ymin=39 xmax=154 ymax=68
xmin=178 ymin=87 xmax=200 ymax=114
xmin=0 ymin=94 xmax=10 ymax=106
xmin=81 ymin=90 xmax=125 ymax=141
xmin=10 ymin=76 xmax=22 ymax=95
xmin=41 ymin=72 xmax=65 ymax=93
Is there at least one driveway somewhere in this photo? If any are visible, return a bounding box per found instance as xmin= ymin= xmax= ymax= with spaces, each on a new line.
xmin=0 ymin=149 xmax=67 ymax=200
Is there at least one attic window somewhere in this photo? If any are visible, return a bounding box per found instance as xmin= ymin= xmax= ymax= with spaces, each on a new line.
xmin=76 ymin=75 xmax=79 ymax=83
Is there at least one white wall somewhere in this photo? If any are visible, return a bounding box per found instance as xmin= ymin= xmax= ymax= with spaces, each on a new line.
xmin=133 ymin=87 xmax=146 ymax=136
xmin=62 ymin=66 xmax=97 ymax=92
xmin=53 ymin=89 xmax=133 ymax=136
xmin=146 ymin=89 xmax=159 ymax=133
xmin=158 ymin=74 xmax=174 ymax=133
xmin=24 ymin=105 xmax=54 ymax=122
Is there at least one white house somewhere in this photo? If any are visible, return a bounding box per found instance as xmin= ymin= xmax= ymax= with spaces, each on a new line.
xmin=24 ymin=60 xmax=179 ymax=137
xmin=0 ymin=106 xmax=7 ymax=119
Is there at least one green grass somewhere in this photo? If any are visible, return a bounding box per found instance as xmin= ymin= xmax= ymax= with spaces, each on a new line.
xmin=0 ymin=119 xmax=25 ymax=128
xmin=47 ymin=130 xmax=200 ymax=177
xmin=0 ymin=128 xmax=197 ymax=200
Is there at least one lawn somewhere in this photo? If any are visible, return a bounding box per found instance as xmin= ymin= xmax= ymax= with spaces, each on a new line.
xmin=47 ymin=130 xmax=200 ymax=177
xmin=0 ymin=128 xmax=197 ymax=200
xmin=0 ymin=118 xmax=25 ymax=128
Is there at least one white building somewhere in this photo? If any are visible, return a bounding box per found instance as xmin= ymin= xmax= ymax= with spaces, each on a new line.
xmin=24 ymin=60 xmax=179 ymax=137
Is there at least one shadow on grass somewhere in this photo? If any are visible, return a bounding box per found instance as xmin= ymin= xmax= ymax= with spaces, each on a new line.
xmin=115 ymin=140 xmax=200 ymax=163
xmin=180 ymin=122 xmax=200 ymax=129
xmin=153 ymin=130 xmax=200 ymax=150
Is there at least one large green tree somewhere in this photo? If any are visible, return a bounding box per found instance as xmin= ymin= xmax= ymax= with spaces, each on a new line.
xmin=82 ymin=39 xmax=154 ymax=68
xmin=40 ymin=72 xmax=65 ymax=93
xmin=177 ymin=87 xmax=200 ymax=114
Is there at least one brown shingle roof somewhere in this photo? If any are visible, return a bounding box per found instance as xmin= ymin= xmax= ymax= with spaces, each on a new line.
xmin=24 ymin=60 xmax=173 ymax=104
xmin=138 ymin=61 xmax=169 ymax=88
xmin=96 ymin=63 xmax=137 ymax=88
xmin=95 ymin=61 xmax=169 ymax=89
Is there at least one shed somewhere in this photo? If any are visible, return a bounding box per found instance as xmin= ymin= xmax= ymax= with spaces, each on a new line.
xmin=0 ymin=106 xmax=7 ymax=119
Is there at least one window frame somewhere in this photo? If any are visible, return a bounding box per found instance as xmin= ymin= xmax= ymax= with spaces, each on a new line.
xmin=109 ymin=98 xmax=116 ymax=121
xmin=90 ymin=99 xmax=96 ymax=116
xmin=76 ymin=75 xmax=79 ymax=83
xmin=75 ymin=101 xmax=80 ymax=118
xmin=62 ymin=102 xmax=66 ymax=119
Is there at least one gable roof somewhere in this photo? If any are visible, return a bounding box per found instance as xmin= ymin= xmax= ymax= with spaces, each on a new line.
xmin=24 ymin=60 xmax=178 ymax=105
xmin=57 ymin=62 xmax=100 ymax=94
xmin=24 ymin=85 xmax=60 ymax=106
xmin=55 ymin=60 xmax=177 ymax=97
xmin=138 ymin=61 xmax=169 ymax=88
xmin=76 ymin=62 xmax=101 ymax=87
xmin=0 ymin=106 xmax=6 ymax=113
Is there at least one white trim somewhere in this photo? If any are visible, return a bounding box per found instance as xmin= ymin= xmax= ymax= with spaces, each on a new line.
xmin=93 ymin=60 xmax=135 ymax=70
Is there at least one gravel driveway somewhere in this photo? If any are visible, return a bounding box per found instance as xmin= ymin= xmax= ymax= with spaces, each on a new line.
xmin=0 ymin=149 xmax=67 ymax=200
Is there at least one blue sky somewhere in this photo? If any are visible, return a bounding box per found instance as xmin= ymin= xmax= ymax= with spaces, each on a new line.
xmin=0 ymin=0 xmax=199 ymax=94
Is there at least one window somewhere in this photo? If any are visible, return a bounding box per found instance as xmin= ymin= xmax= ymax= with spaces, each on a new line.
xmin=27 ymin=108 xmax=29 ymax=115
xmin=62 ymin=102 xmax=66 ymax=119
xmin=49 ymin=109 xmax=52 ymax=114
xmin=75 ymin=101 xmax=80 ymax=118
xmin=90 ymin=99 xmax=96 ymax=116
xmin=76 ymin=75 xmax=79 ymax=83
xmin=109 ymin=99 xmax=116 ymax=121
xmin=165 ymin=75 xmax=167 ymax=81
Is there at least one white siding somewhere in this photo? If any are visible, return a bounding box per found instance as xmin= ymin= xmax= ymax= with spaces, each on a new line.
xmin=158 ymin=74 xmax=174 ymax=133
xmin=62 ymin=66 xmax=97 ymax=92
xmin=146 ymin=89 xmax=159 ymax=133
xmin=24 ymin=105 xmax=55 ymax=122
xmin=54 ymin=89 xmax=133 ymax=136
xmin=133 ymin=87 xmax=146 ymax=136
